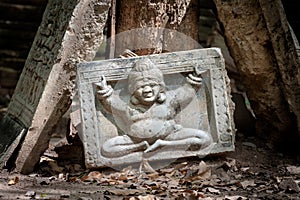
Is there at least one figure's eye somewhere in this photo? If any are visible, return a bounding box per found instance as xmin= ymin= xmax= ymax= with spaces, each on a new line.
xmin=135 ymin=83 xmax=143 ymax=89
xmin=149 ymin=83 xmax=157 ymax=87
xmin=136 ymin=88 xmax=143 ymax=93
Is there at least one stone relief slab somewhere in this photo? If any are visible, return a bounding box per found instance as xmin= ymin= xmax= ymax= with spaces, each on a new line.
xmin=77 ymin=48 xmax=234 ymax=169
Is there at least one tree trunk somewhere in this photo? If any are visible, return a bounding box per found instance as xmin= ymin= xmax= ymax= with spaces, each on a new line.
xmin=213 ymin=0 xmax=300 ymax=150
xmin=114 ymin=0 xmax=201 ymax=56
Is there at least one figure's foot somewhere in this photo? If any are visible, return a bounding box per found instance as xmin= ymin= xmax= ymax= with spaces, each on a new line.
xmin=187 ymin=144 xmax=202 ymax=151
xmin=144 ymin=139 xmax=164 ymax=153
xmin=141 ymin=141 xmax=150 ymax=150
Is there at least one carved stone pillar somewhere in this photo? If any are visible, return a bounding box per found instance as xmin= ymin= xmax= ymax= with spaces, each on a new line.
xmin=0 ymin=0 xmax=110 ymax=174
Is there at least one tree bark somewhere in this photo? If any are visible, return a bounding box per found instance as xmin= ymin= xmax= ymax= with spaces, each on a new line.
xmin=114 ymin=0 xmax=201 ymax=56
xmin=213 ymin=0 xmax=300 ymax=149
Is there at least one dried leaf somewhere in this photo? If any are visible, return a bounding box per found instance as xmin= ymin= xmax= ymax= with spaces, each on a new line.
xmin=58 ymin=173 xmax=64 ymax=179
xmin=198 ymin=161 xmax=209 ymax=174
xmin=229 ymin=186 xmax=238 ymax=191
xmin=60 ymin=193 xmax=70 ymax=198
xmin=28 ymin=173 xmax=38 ymax=177
xmin=184 ymin=161 xmax=211 ymax=181
xmin=215 ymin=168 xmax=230 ymax=181
xmin=25 ymin=191 xmax=36 ymax=197
xmin=286 ymin=166 xmax=300 ymax=175
xmin=240 ymin=167 xmax=250 ymax=172
xmin=121 ymin=165 xmax=133 ymax=173
xmin=68 ymin=176 xmax=78 ymax=183
xmin=80 ymin=175 xmax=89 ymax=182
xmin=222 ymin=158 xmax=237 ymax=171
xmin=239 ymin=180 xmax=256 ymax=189
xmin=81 ymin=171 xmax=102 ymax=182
xmin=178 ymin=189 xmax=205 ymax=199
xmin=48 ymin=176 xmax=57 ymax=181
xmin=137 ymin=194 xmax=156 ymax=200
xmin=206 ymin=187 xmax=220 ymax=194
xmin=40 ymin=156 xmax=53 ymax=162
xmin=160 ymin=168 xmax=174 ymax=174
xmin=147 ymin=172 xmax=159 ymax=179
xmin=167 ymin=179 xmax=180 ymax=189
xmin=199 ymin=169 xmax=211 ymax=180
xmin=106 ymin=178 xmax=124 ymax=185
xmin=279 ymin=178 xmax=300 ymax=193
xmin=8 ymin=176 xmax=19 ymax=185
xmin=273 ymin=176 xmax=281 ymax=183
xmin=174 ymin=162 xmax=188 ymax=170
xmin=118 ymin=173 xmax=128 ymax=181
xmin=104 ymin=189 xmax=144 ymax=196
xmin=224 ymin=195 xmax=247 ymax=200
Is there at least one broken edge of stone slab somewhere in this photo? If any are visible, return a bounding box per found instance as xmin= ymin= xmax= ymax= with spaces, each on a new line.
xmin=0 ymin=114 xmax=27 ymax=170
xmin=77 ymin=48 xmax=236 ymax=170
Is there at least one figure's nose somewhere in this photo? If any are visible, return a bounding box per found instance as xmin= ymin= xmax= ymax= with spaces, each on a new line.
xmin=143 ymin=85 xmax=152 ymax=93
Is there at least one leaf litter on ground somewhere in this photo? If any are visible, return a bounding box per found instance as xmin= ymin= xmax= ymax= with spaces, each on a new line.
xmin=2 ymin=135 xmax=300 ymax=199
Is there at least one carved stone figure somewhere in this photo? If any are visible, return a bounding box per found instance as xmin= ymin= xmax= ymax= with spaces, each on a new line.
xmin=96 ymin=58 xmax=212 ymax=158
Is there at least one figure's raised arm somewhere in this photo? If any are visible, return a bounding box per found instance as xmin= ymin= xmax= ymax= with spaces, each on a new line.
xmin=95 ymin=75 xmax=127 ymax=114
xmin=171 ymin=69 xmax=205 ymax=110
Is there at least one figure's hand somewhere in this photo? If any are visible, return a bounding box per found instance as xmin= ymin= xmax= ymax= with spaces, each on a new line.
xmin=95 ymin=75 xmax=113 ymax=98
xmin=95 ymin=75 xmax=108 ymax=89
xmin=186 ymin=73 xmax=202 ymax=86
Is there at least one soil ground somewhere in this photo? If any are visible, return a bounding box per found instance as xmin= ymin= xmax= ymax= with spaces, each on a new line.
xmin=0 ymin=132 xmax=299 ymax=200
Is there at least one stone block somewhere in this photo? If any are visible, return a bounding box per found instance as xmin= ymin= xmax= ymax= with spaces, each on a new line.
xmin=77 ymin=48 xmax=234 ymax=169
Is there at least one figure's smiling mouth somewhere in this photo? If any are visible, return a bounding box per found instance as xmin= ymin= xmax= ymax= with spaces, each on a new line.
xmin=143 ymin=92 xmax=154 ymax=98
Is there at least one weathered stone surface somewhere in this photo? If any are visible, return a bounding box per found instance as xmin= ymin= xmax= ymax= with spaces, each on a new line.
xmin=213 ymin=0 xmax=300 ymax=146
xmin=0 ymin=0 xmax=110 ymax=174
xmin=77 ymin=48 xmax=235 ymax=169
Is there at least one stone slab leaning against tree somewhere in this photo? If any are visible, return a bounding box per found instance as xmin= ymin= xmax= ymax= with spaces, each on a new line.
xmin=76 ymin=48 xmax=235 ymax=169
xmin=96 ymin=58 xmax=213 ymax=158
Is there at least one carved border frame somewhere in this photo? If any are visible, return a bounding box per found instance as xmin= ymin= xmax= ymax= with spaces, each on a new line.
xmin=77 ymin=48 xmax=234 ymax=169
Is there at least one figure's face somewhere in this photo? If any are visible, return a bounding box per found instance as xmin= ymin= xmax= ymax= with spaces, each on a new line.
xmin=133 ymin=80 xmax=160 ymax=106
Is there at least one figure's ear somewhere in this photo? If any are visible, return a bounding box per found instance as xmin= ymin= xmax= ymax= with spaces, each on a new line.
xmin=157 ymin=92 xmax=166 ymax=103
xmin=130 ymin=95 xmax=140 ymax=105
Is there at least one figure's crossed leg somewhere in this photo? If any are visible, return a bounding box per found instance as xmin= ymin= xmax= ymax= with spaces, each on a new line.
xmin=101 ymin=135 xmax=149 ymax=158
xmin=144 ymin=128 xmax=212 ymax=153
xmin=101 ymin=129 xmax=212 ymax=157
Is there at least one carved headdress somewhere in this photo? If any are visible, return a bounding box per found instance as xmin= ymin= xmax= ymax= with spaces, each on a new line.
xmin=128 ymin=58 xmax=165 ymax=94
